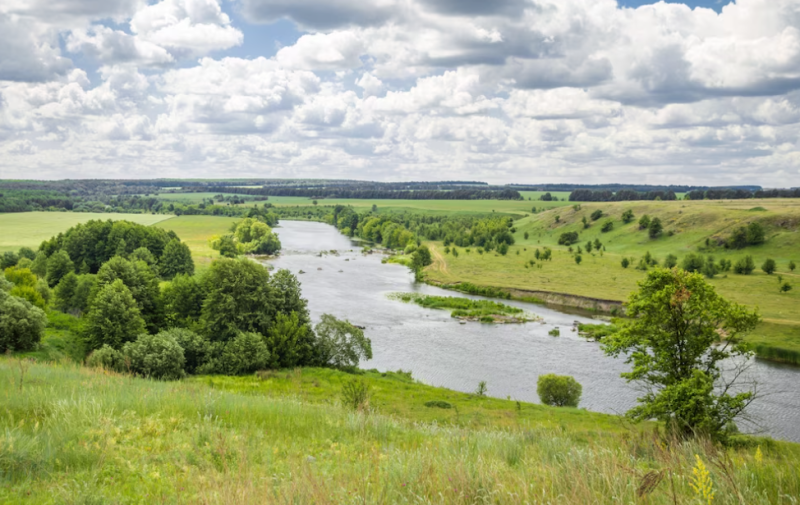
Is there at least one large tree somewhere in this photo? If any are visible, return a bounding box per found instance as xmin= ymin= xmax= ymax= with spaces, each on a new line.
xmin=0 ymin=289 xmax=47 ymax=352
xmin=84 ymin=279 xmax=147 ymax=350
xmin=96 ymin=256 xmax=162 ymax=332
xmin=159 ymin=239 xmax=194 ymax=279
xmin=200 ymin=258 xmax=277 ymax=342
xmin=602 ymin=268 xmax=760 ymax=439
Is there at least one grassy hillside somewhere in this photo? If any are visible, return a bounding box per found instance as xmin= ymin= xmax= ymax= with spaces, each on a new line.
xmin=0 ymin=212 xmax=173 ymax=252
xmin=2 ymin=358 xmax=798 ymax=504
xmin=423 ymin=199 xmax=800 ymax=362
xmin=154 ymin=215 xmax=238 ymax=270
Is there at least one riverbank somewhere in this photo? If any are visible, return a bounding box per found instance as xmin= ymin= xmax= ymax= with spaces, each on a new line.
xmin=2 ymin=358 xmax=798 ymax=504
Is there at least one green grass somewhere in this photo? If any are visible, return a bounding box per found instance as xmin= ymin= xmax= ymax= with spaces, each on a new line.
xmin=423 ymin=198 xmax=800 ymax=362
xmin=0 ymin=212 xmax=172 ymax=252
xmin=154 ymin=215 xmax=239 ymax=270
xmin=2 ymin=359 xmax=798 ymax=504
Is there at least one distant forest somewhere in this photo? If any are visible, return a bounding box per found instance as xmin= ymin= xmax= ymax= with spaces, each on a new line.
xmin=0 ymin=179 xmax=798 ymax=214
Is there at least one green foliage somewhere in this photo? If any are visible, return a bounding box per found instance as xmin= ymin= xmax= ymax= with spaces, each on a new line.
xmin=216 ymin=332 xmax=271 ymax=375
xmin=424 ymin=400 xmax=453 ymax=409
xmin=96 ymin=256 xmax=162 ymax=332
xmin=162 ymin=274 xmax=204 ymax=328
xmin=638 ymin=215 xmax=651 ymax=230
xmin=45 ymin=250 xmax=74 ymax=287
xmin=54 ymin=272 xmax=79 ymax=312
xmin=85 ymin=344 xmax=125 ymax=372
xmin=159 ymin=239 xmax=195 ymax=279
xmin=341 ymin=379 xmax=371 ymax=411
xmin=1 ymin=251 xmax=19 ymax=269
xmin=161 ymin=328 xmax=210 ymax=374
xmin=475 ymin=381 xmax=488 ymax=397
xmin=30 ymin=251 xmax=48 ymax=278
xmin=558 ymin=231 xmax=579 ymax=246
xmin=681 ymin=253 xmax=705 ymax=273
xmin=9 ymin=284 xmax=46 ymax=309
xmin=497 ymin=243 xmax=508 ymax=255
xmin=548 ymin=328 xmax=560 ymax=337
xmin=121 ymin=333 xmax=185 ymax=381
xmin=602 ymin=268 xmax=760 ymax=440
xmin=84 ymin=279 xmax=147 ymax=350
xmin=314 ymin=314 xmax=372 ymax=369
xmin=718 ymin=258 xmax=732 ymax=272
xmin=600 ymin=220 xmax=614 ymax=233
xmin=199 ymin=258 xmax=277 ymax=342
xmin=664 ymin=254 xmax=678 ymax=268
xmin=393 ymin=293 xmax=531 ymax=322
xmin=729 ymin=222 xmax=766 ymax=249
xmin=412 ymin=245 xmax=433 ymax=271
xmin=590 ymin=210 xmax=603 ymax=221
xmin=621 ymin=209 xmax=634 ymax=224
xmin=789 ymin=260 xmax=796 ymax=272
xmin=761 ymin=258 xmax=776 ymax=275
xmin=734 ymin=255 xmax=756 ymax=275
xmin=537 ymin=374 xmax=582 ymax=407
xmin=129 ymin=247 xmax=157 ymax=267
xmin=647 ymin=217 xmax=663 ymax=238
xmin=701 ymin=256 xmax=718 ymax=279
xmin=0 ymin=289 xmax=47 ymax=352
xmin=574 ymin=254 xmax=582 ymax=265
xmin=780 ymin=282 xmax=792 ymax=293
xmin=265 ymin=312 xmax=309 ymax=369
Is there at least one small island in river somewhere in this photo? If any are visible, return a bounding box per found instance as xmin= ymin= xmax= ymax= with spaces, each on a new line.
xmin=390 ymin=293 xmax=542 ymax=324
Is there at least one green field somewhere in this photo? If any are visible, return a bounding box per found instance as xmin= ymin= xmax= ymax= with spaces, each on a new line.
xmin=0 ymin=212 xmax=173 ymax=252
xmin=265 ymin=195 xmax=572 ymax=215
xmin=155 ymin=215 xmax=239 ymax=269
xmin=422 ymin=198 xmax=800 ymax=361
xmin=2 ymin=358 xmax=797 ymax=504
xmin=152 ymin=192 xmax=265 ymax=203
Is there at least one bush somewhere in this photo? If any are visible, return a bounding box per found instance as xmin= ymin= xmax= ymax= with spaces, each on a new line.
xmin=217 ymin=332 xmax=271 ymax=375
xmin=0 ymin=289 xmax=47 ymax=352
xmin=638 ymin=215 xmax=651 ymax=230
xmin=682 ymin=253 xmax=705 ymax=273
xmin=161 ymin=328 xmax=210 ymax=374
xmin=86 ymin=345 xmax=125 ymax=372
xmin=122 ymin=333 xmax=186 ymax=380
xmin=621 ymin=258 xmax=630 ymax=268
xmin=537 ymin=374 xmax=582 ymax=407
xmin=84 ymin=279 xmax=147 ymax=350
xmin=314 ymin=314 xmax=372 ymax=369
xmin=762 ymin=258 xmax=776 ymax=275
xmin=648 ymin=218 xmax=663 ymax=239
xmin=548 ymin=328 xmax=560 ymax=337
xmin=621 ymin=209 xmax=634 ymax=224
xmin=0 ymin=251 xmax=19 ymax=270
xmin=601 ymin=220 xmax=614 ymax=233
xmin=159 ymin=239 xmax=195 ymax=279
xmin=341 ymin=379 xmax=371 ymax=411
xmin=558 ymin=232 xmax=579 ymax=246
xmin=664 ymin=254 xmax=678 ymax=269
xmin=424 ymin=400 xmax=453 ymax=409
xmin=734 ymin=256 xmax=755 ymax=275
xmin=574 ymin=254 xmax=582 ymax=265
xmin=590 ymin=210 xmax=603 ymax=221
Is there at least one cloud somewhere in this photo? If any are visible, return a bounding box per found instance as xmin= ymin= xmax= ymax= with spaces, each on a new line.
xmin=276 ymin=32 xmax=365 ymax=70
xmin=239 ymin=0 xmax=399 ymax=30
xmin=0 ymin=15 xmax=72 ymax=82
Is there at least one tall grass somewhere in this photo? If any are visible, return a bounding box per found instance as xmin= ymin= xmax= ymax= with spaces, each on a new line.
xmin=1 ymin=359 xmax=798 ymax=504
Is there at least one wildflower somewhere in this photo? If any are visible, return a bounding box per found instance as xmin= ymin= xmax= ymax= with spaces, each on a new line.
xmin=755 ymin=446 xmax=763 ymax=465
xmin=690 ymin=454 xmax=715 ymax=505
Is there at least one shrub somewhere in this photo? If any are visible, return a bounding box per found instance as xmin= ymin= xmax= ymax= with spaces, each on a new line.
xmin=0 ymin=251 xmax=19 ymax=270
xmin=664 ymin=254 xmax=678 ymax=269
xmin=558 ymin=232 xmax=579 ymax=246
xmin=159 ymin=239 xmax=195 ymax=279
xmin=0 ymin=289 xmax=47 ymax=352
xmin=574 ymin=254 xmax=582 ymax=265
xmin=537 ymin=374 xmax=582 ymax=407
xmin=682 ymin=253 xmax=705 ymax=273
xmin=761 ymin=258 xmax=776 ymax=275
xmin=341 ymin=379 xmax=371 ymax=411
xmin=314 ymin=314 xmax=372 ymax=369
xmin=161 ymin=328 xmax=210 ymax=374
xmin=548 ymin=328 xmax=560 ymax=337
xmin=601 ymin=220 xmax=614 ymax=233
xmin=218 ymin=332 xmax=271 ymax=375
xmin=424 ymin=400 xmax=453 ymax=409
xmin=638 ymin=215 xmax=651 ymax=230
xmin=701 ymin=257 xmax=718 ymax=279
xmin=719 ymin=258 xmax=732 ymax=272
xmin=588 ymin=209 xmax=602 ymax=221
xmin=621 ymin=209 xmax=635 ymax=224
xmin=648 ymin=218 xmax=663 ymax=239
xmin=621 ymin=258 xmax=630 ymax=268
xmin=734 ymin=256 xmax=755 ymax=275
xmin=86 ymin=345 xmax=125 ymax=372
xmin=789 ymin=260 xmax=796 ymax=272
xmin=475 ymin=381 xmax=488 ymax=396
xmin=122 ymin=333 xmax=186 ymax=381
xmin=84 ymin=279 xmax=147 ymax=350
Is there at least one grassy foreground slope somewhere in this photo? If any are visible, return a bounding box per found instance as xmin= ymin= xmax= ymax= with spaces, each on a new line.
xmin=0 ymin=212 xmax=173 ymax=252
xmin=424 ymin=199 xmax=800 ymax=362
xmin=2 ymin=359 xmax=798 ymax=504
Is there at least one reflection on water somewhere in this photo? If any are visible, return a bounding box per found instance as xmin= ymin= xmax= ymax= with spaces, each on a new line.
xmin=269 ymin=220 xmax=800 ymax=442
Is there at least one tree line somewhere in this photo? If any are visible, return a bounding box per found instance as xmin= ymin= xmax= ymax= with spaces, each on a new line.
xmin=200 ymin=186 xmax=523 ymax=200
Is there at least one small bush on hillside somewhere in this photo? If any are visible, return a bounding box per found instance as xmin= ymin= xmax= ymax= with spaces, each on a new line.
xmin=574 ymin=254 xmax=582 ymax=265
xmin=780 ymin=282 xmax=792 ymax=293
xmin=719 ymin=258 xmax=732 ymax=272
xmin=0 ymin=289 xmax=47 ymax=352
xmin=215 ymin=332 xmax=271 ymax=375
xmin=86 ymin=345 xmax=125 ymax=372
xmin=601 ymin=220 xmax=614 ymax=233
xmin=682 ymin=253 xmax=705 ymax=273
xmin=341 ymin=379 xmax=371 ymax=411
xmin=638 ymin=215 xmax=651 ymax=230
xmin=762 ymin=258 xmax=776 ymax=275
xmin=122 ymin=333 xmax=186 ymax=381
xmin=558 ymin=232 xmax=579 ymax=246
xmin=621 ymin=257 xmax=630 ymax=268
xmin=734 ymin=256 xmax=756 ymax=275
xmin=664 ymin=254 xmax=678 ymax=269
xmin=789 ymin=260 xmax=796 ymax=272
xmin=702 ymin=257 xmax=718 ymax=279
xmin=537 ymin=374 xmax=582 ymax=407
xmin=590 ymin=210 xmax=603 ymax=221
xmin=163 ymin=328 xmax=210 ymax=374
xmin=424 ymin=400 xmax=453 ymax=409
xmin=621 ymin=209 xmax=635 ymax=224
xmin=648 ymin=218 xmax=663 ymax=239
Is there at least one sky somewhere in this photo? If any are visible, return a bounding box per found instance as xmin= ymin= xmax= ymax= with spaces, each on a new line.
xmin=0 ymin=0 xmax=799 ymax=186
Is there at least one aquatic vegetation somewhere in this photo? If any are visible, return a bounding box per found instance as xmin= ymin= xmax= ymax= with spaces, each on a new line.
xmin=389 ymin=293 xmax=540 ymax=323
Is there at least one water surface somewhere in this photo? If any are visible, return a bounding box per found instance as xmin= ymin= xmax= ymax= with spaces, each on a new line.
xmin=269 ymin=220 xmax=800 ymax=442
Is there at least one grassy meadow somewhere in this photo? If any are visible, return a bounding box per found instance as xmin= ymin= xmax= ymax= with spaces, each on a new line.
xmin=155 ymin=215 xmax=239 ymax=270
xmin=0 ymin=212 xmax=172 ymax=252
xmin=422 ymin=198 xmax=800 ymax=361
xmin=2 ymin=358 xmax=798 ymax=504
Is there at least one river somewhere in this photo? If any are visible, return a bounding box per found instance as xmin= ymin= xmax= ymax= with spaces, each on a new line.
xmin=269 ymin=220 xmax=800 ymax=442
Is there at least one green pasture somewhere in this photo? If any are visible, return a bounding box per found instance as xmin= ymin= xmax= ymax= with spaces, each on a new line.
xmin=154 ymin=215 xmax=238 ymax=269
xmin=0 ymin=212 xmax=172 ymax=252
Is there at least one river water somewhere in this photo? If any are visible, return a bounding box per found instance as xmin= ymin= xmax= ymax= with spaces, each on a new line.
xmin=269 ymin=220 xmax=800 ymax=442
